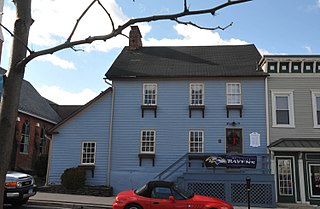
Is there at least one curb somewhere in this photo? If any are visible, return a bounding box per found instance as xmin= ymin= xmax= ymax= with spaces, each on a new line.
xmin=28 ymin=199 xmax=112 ymax=209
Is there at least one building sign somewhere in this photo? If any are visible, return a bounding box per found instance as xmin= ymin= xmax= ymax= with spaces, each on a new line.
xmin=204 ymin=155 xmax=257 ymax=168
xmin=250 ymin=132 xmax=260 ymax=147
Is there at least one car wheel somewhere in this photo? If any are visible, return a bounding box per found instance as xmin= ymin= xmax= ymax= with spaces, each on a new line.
xmin=12 ymin=198 xmax=29 ymax=206
xmin=125 ymin=204 xmax=142 ymax=209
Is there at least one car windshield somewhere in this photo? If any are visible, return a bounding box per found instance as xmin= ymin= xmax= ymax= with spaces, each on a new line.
xmin=134 ymin=184 xmax=148 ymax=196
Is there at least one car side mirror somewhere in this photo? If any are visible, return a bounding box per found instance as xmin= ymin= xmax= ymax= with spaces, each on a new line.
xmin=169 ymin=196 xmax=175 ymax=202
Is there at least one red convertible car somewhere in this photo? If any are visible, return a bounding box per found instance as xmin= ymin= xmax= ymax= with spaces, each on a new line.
xmin=112 ymin=181 xmax=233 ymax=209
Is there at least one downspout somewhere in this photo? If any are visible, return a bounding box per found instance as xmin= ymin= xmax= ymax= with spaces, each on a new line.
xmin=105 ymin=79 xmax=114 ymax=187
xmin=265 ymin=76 xmax=270 ymax=150
xmin=45 ymin=134 xmax=53 ymax=186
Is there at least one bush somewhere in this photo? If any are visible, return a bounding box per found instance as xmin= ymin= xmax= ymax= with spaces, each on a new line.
xmin=60 ymin=167 xmax=86 ymax=190
xmin=33 ymin=155 xmax=48 ymax=177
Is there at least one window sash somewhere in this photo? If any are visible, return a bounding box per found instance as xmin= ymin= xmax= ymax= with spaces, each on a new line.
xmin=227 ymin=83 xmax=241 ymax=105
xmin=190 ymin=83 xmax=204 ymax=105
xmin=189 ymin=130 xmax=204 ymax=153
xmin=143 ymin=84 xmax=157 ymax=105
xmin=272 ymin=91 xmax=294 ymax=127
xmin=20 ymin=122 xmax=30 ymax=154
xmin=81 ymin=142 xmax=96 ymax=165
xmin=141 ymin=130 xmax=155 ymax=153
xmin=312 ymin=92 xmax=320 ymax=127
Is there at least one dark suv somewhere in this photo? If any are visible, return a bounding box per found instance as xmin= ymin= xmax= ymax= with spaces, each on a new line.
xmin=4 ymin=171 xmax=37 ymax=206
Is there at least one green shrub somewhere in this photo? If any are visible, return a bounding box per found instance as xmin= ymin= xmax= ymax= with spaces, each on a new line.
xmin=33 ymin=155 xmax=48 ymax=178
xmin=60 ymin=167 xmax=86 ymax=190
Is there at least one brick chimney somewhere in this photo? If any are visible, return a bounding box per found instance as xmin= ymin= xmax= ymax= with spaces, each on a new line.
xmin=129 ymin=26 xmax=142 ymax=50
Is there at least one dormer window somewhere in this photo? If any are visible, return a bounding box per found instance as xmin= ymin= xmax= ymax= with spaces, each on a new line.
xmin=268 ymin=62 xmax=278 ymax=73
xmin=280 ymin=62 xmax=289 ymax=73
xmin=317 ymin=62 xmax=320 ymax=73
xmin=291 ymin=62 xmax=301 ymax=73
xmin=304 ymin=62 xmax=314 ymax=73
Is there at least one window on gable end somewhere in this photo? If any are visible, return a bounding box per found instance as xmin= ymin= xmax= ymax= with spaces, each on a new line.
xmin=81 ymin=141 xmax=96 ymax=165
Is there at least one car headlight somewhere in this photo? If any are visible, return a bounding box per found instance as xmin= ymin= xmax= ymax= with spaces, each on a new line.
xmin=16 ymin=181 xmax=22 ymax=188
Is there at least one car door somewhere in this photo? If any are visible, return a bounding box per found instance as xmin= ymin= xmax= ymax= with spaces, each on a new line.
xmin=149 ymin=186 xmax=187 ymax=209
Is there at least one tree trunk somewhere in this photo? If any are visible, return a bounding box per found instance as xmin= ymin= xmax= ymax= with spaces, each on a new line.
xmin=0 ymin=0 xmax=32 ymax=208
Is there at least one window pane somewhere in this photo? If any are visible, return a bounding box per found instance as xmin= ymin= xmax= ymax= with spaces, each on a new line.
xmin=227 ymin=83 xmax=241 ymax=105
xmin=277 ymin=110 xmax=289 ymax=124
xmin=190 ymin=84 xmax=204 ymax=105
xmin=189 ymin=131 xmax=203 ymax=153
xmin=316 ymin=97 xmax=320 ymax=110
xmin=141 ymin=130 xmax=155 ymax=153
xmin=276 ymin=96 xmax=288 ymax=109
xmin=143 ymin=84 xmax=157 ymax=105
xmin=82 ymin=142 xmax=96 ymax=164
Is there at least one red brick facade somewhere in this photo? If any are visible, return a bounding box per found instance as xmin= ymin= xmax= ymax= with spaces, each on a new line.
xmin=10 ymin=112 xmax=55 ymax=172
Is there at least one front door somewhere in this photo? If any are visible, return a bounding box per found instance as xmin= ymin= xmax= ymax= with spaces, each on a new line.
xmin=276 ymin=157 xmax=296 ymax=203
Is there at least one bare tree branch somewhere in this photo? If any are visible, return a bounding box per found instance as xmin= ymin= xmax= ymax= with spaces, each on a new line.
xmin=174 ymin=18 xmax=233 ymax=31
xmin=19 ymin=0 xmax=252 ymax=68
xmin=67 ymin=0 xmax=97 ymax=43
xmin=0 ymin=23 xmax=33 ymax=54
xmin=97 ymin=0 xmax=115 ymax=31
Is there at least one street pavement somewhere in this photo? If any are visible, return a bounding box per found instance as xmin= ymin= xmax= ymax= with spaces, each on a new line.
xmin=28 ymin=192 xmax=318 ymax=209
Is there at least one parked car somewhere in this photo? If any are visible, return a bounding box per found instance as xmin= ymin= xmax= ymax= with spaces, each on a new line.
xmin=112 ymin=180 xmax=233 ymax=209
xmin=4 ymin=171 xmax=37 ymax=206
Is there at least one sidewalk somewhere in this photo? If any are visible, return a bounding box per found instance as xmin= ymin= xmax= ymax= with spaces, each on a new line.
xmin=28 ymin=192 xmax=315 ymax=209
xmin=29 ymin=192 xmax=114 ymax=208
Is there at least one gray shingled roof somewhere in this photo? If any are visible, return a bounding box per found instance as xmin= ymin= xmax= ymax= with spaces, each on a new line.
xmin=269 ymin=138 xmax=320 ymax=151
xmin=19 ymin=80 xmax=61 ymax=123
xmin=105 ymin=45 xmax=267 ymax=79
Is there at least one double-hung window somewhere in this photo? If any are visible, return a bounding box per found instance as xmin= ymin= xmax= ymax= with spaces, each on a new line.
xmin=81 ymin=141 xmax=96 ymax=165
xmin=189 ymin=130 xmax=204 ymax=153
xmin=20 ymin=121 xmax=30 ymax=154
xmin=143 ymin=84 xmax=157 ymax=105
xmin=312 ymin=91 xmax=320 ymax=128
xmin=190 ymin=83 xmax=204 ymax=105
xmin=227 ymin=83 xmax=241 ymax=105
xmin=271 ymin=90 xmax=295 ymax=127
xmin=140 ymin=130 xmax=156 ymax=154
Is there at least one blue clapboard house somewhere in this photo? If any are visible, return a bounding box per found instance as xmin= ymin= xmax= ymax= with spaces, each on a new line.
xmin=48 ymin=26 xmax=275 ymax=207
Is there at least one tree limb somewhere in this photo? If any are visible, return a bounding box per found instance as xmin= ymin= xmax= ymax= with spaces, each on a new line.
xmin=67 ymin=0 xmax=98 ymax=43
xmin=18 ymin=0 xmax=252 ymax=67
xmin=0 ymin=23 xmax=33 ymax=54
xmin=174 ymin=18 xmax=233 ymax=31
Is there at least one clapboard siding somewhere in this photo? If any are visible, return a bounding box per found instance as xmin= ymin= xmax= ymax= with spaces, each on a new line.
xmin=268 ymin=76 xmax=320 ymax=142
xmin=48 ymin=91 xmax=112 ymax=185
xmin=110 ymin=78 xmax=267 ymax=192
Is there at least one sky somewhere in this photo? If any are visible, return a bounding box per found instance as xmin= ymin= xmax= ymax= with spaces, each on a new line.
xmin=1 ymin=0 xmax=320 ymax=105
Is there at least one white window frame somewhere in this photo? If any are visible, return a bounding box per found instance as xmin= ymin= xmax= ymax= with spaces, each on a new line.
xmin=143 ymin=83 xmax=157 ymax=105
xmin=190 ymin=83 xmax=204 ymax=105
xmin=189 ymin=130 xmax=204 ymax=153
xmin=20 ymin=121 xmax=30 ymax=154
xmin=271 ymin=90 xmax=295 ymax=128
xmin=81 ymin=141 xmax=96 ymax=165
xmin=311 ymin=90 xmax=320 ymax=128
xmin=226 ymin=83 xmax=242 ymax=105
xmin=140 ymin=130 xmax=156 ymax=154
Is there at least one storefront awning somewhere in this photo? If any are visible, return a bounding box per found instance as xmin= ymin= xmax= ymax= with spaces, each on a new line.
xmin=268 ymin=138 xmax=320 ymax=152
